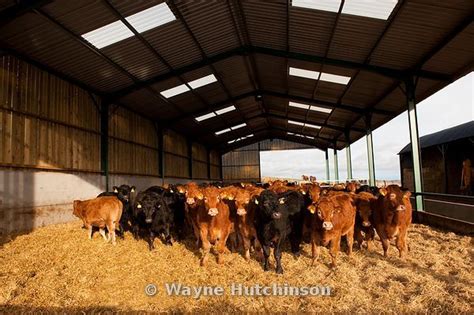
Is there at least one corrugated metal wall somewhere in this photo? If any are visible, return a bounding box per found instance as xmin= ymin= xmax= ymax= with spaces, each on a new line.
xmin=164 ymin=129 xmax=190 ymax=178
xmin=0 ymin=55 xmax=101 ymax=172
xmin=0 ymin=55 xmax=222 ymax=182
xmin=108 ymin=106 xmax=159 ymax=176
xmin=222 ymin=139 xmax=315 ymax=182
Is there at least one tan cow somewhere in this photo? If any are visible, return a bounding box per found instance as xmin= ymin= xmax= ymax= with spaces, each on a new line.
xmin=373 ymin=185 xmax=412 ymax=258
xmin=73 ymin=196 xmax=123 ymax=245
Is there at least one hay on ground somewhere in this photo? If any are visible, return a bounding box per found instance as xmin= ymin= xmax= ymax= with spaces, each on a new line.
xmin=0 ymin=221 xmax=473 ymax=313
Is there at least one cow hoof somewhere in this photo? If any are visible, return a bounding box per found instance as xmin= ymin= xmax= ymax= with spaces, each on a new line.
xmin=200 ymin=259 xmax=207 ymax=267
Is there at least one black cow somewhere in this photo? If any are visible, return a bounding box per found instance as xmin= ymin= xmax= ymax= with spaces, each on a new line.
xmin=356 ymin=185 xmax=379 ymax=196
xmin=98 ymin=184 xmax=136 ymax=237
xmin=146 ymin=186 xmax=186 ymax=240
xmin=254 ymin=190 xmax=305 ymax=274
xmin=133 ymin=190 xmax=174 ymax=250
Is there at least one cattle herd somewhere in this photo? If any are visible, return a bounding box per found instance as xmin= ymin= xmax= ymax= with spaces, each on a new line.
xmin=72 ymin=180 xmax=412 ymax=274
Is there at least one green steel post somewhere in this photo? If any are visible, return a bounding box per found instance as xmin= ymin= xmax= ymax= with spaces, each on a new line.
xmin=365 ymin=115 xmax=376 ymax=186
xmin=325 ymin=149 xmax=330 ymax=182
xmin=406 ymin=77 xmax=424 ymax=211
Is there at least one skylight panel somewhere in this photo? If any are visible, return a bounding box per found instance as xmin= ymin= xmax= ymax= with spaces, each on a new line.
xmin=289 ymin=67 xmax=320 ymax=80
xmin=320 ymin=72 xmax=351 ymax=85
xmin=81 ymin=3 xmax=176 ymax=49
xmin=82 ymin=21 xmax=133 ymax=49
xmin=343 ymin=0 xmax=398 ymax=20
xmin=305 ymin=123 xmax=321 ymax=129
xmin=126 ymin=3 xmax=176 ymax=33
xmin=215 ymin=128 xmax=231 ymax=135
xmin=215 ymin=105 xmax=236 ymax=115
xmin=292 ymin=0 xmax=398 ymax=20
xmin=195 ymin=112 xmax=216 ymax=122
xmin=188 ymin=74 xmax=217 ymax=89
xmin=288 ymin=120 xmax=305 ymax=126
xmin=292 ymin=0 xmax=340 ymax=12
xmin=310 ymin=105 xmax=332 ymax=114
xmin=231 ymin=123 xmax=246 ymax=130
xmin=289 ymin=101 xmax=310 ymax=110
xmin=160 ymin=84 xmax=190 ymax=98
xmin=228 ymin=140 xmax=236 ymax=144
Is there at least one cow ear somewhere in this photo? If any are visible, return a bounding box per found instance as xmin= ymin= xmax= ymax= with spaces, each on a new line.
xmin=254 ymin=199 xmax=259 ymax=205
xmin=113 ymin=186 xmax=118 ymax=193
xmin=379 ymin=188 xmax=387 ymax=196
xmin=131 ymin=186 xmax=136 ymax=193
xmin=403 ymin=191 xmax=411 ymax=199
xmin=240 ymin=182 xmax=245 ymax=188
xmin=279 ymin=197 xmax=286 ymax=204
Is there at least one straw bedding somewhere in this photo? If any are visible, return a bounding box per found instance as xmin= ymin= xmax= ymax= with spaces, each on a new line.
xmin=0 ymin=221 xmax=472 ymax=313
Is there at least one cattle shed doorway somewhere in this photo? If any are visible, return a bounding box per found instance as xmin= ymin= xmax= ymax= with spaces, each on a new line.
xmin=222 ymin=139 xmax=314 ymax=183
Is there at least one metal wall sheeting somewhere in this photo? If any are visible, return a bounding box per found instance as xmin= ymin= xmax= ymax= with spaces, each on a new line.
xmin=108 ymin=106 xmax=159 ymax=176
xmin=0 ymin=55 xmax=221 ymax=181
xmin=0 ymin=55 xmax=101 ymax=171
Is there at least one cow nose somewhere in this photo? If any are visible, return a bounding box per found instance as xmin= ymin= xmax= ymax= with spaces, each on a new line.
xmin=237 ymin=208 xmax=247 ymax=216
xmin=145 ymin=218 xmax=152 ymax=223
xmin=186 ymin=198 xmax=195 ymax=205
xmin=272 ymin=212 xmax=282 ymax=220
xmin=322 ymin=221 xmax=333 ymax=230
xmin=208 ymin=208 xmax=218 ymax=216
xmin=362 ymin=221 xmax=371 ymax=227
xmin=396 ymin=205 xmax=406 ymax=211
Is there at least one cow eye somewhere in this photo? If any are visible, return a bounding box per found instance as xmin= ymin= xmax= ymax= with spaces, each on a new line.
xmin=317 ymin=209 xmax=321 ymax=216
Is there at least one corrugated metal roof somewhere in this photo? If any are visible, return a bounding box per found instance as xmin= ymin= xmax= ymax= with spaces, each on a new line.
xmin=399 ymin=121 xmax=474 ymax=154
xmin=0 ymin=0 xmax=472 ymax=152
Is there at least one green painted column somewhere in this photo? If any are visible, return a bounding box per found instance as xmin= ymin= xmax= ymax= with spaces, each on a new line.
xmin=365 ymin=115 xmax=376 ymax=186
xmin=406 ymin=77 xmax=424 ymax=211
xmin=333 ymin=145 xmax=339 ymax=182
xmin=325 ymin=149 xmax=330 ymax=182
xmin=345 ymin=131 xmax=353 ymax=180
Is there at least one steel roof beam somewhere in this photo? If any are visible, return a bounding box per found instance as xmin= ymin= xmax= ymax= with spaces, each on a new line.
xmin=0 ymin=0 xmax=52 ymax=28
xmin=110 ymin=45 xmax=450 ymax=101
xmin=33 ymin=8 xmax=184 ymax=114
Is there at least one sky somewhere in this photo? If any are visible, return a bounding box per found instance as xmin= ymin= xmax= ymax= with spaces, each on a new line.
xmin=260 ymin=72 xmax=474 ymax=181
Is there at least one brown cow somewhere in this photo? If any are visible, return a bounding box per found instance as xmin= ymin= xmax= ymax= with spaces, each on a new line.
xmin=224 ymin=186 xmax=264 ymax=260
xmin=198 ymin=186 xmax=234 ymax=266
xmin=309 ymin=193 xmax=356 ymax=267
xmin=183 ymin=182 xmax=204 ymax=246
xmin=353 ymin=192 xmax=377 ymax=250
xmin=72 ymin=196 xmax=123 ymax=245
xmin=373 ymin=185 xmax=412 ymax=258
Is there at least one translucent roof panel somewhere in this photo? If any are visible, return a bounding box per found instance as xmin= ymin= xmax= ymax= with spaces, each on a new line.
xmin=188 ymin=74 xmax=218 ymax=89
xmin=160 ymin=84 xmax=190 ymax=98
xmin=126 ymin=3 xmax=176 ymax=33
xmin=215 ymin=105 xmax=236 ymax=115
xmin=81 ymin=21 xmax=133 ymax=49
xmin=195 ymin=112 xmax=217 ymax=122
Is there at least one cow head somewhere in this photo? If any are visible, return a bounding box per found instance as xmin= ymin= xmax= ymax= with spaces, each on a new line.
xmin=234 ymin=189 xmax=251 ymax=216
xmin=316 ymin=197 xmax=341 ymax=231
xmin=354 ymin=192 xmax=376 ymax=227
xmin=258 ymin=190 xmax=284 ymax=220
xmin=134 ymin=192 xmax=162 ymax=223
xmin=203 ymin=187 xmax=220 ymax=216
xmin=185 ymin=184 xmax=204 ymax=205
xmin=379 ymin=186 xmax=411 ymax=212
xmin=112 ymin=185 xmax=136 ymax=204
xmin=72 ymin=200 xmax=82 ymax=218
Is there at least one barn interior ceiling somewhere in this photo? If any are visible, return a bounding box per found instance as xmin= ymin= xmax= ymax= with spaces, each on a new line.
xmin=1 ymin=0 xmax=473 ymax=153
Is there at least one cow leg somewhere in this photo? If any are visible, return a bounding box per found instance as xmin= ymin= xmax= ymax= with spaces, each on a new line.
xmin=376 ymin=225 xmax=390 ymax=257
xmin=85 ymin=224 xmax=93 ymax=240
xmin=99 ymin=228 xmax=107 ymax=241
xmin=346 ymin=227 xmax=354 ymax=256
xmin=396 ymin=228 xmax=408 ymax=259
xmin=329 ymin=236 xmax=341 ymax=268
xmin=106 ymin=221 xmax=117 ymax=245
xmin=132 ymin=225 xmax=140 ymax=240
xmin=147 ymin=231 xmax=155 ymax=251
xmin=200 ymin=228 xmax=211 ymax=267
xmin=311 ymin=231 xmax=321 ymax=266
xmin=274 ymin=243 xmax=284 ymax=274
xmin=242 ymin=236 xmax=251 ymax=261
xmin=354 ymin=227 xmax=364 ymax=249
xmin=366 ymin=228 xmax=375 ymax=251
xmin=253 ymin=237 xmax=263 ymax=262
xmin=217 ymin=229 xmax=231 ymax=264
xmin=262 ymin=244 xmax=271 ymax=271
xmin=117 ymin=223 xmax=125 ymax=239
